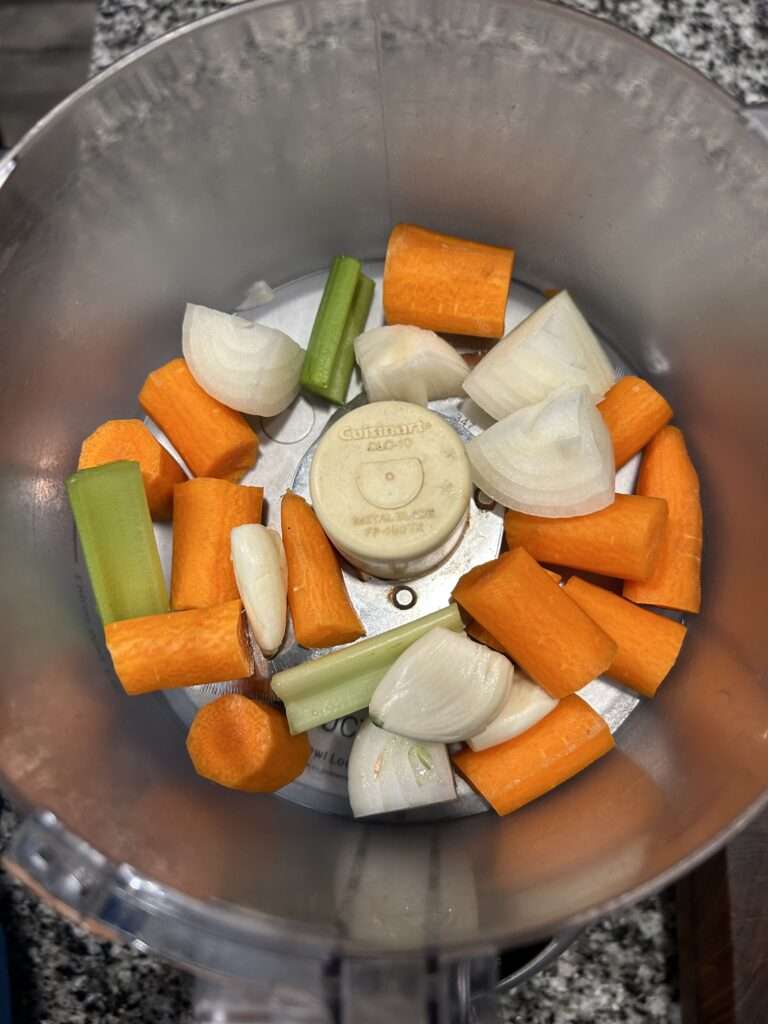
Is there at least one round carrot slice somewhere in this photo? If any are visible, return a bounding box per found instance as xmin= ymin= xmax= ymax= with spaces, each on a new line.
xmin=187 ymin=694 xmax=310 ymax=793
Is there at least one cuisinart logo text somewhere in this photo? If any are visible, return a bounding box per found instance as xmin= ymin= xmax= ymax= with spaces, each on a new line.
xmin=339 ymin=419 xmax=432 ymax=441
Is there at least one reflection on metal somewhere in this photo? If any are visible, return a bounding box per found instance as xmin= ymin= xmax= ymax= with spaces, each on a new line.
xmin=0 ymin=156 xmax=15 ymax=189
xmin=390 ymin=584 xmax=417 ymax=610
xmin=744 ymin=103 xmax=768 ymax=142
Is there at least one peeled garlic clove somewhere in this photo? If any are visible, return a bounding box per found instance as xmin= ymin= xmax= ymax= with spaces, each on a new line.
xmin=231 ymin=524 xmax=287 ymax=658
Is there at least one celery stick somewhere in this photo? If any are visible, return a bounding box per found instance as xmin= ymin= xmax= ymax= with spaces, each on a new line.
xmin=286 ymin=667 xmax=386 ymax=735
xmin=325 ymin=272 xmax=375 ymax=405
xmin=272 ymin=604 xmax=464 ymax=733
xmin=301 ymin=256 xmax=361 ymax=397
xmin=67 ymin=460 xmax=169 ymax=625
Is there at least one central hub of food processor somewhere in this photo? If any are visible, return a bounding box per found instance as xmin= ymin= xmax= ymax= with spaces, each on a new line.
xmin=309 ymin=401 xmax=472 ymax=580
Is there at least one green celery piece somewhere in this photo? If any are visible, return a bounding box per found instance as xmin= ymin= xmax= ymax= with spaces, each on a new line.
xmin=285 ymin=666 xmax=387 ymax=735
xmin=67 ymin=460 xmax=169 ymax=625
xmin=272 ymin=604 xmax=464 ymax=734
xmin=325 ymin=272 xmax=375 ymax=405
xmin=301 ymin=256 xmax=361 ymax=396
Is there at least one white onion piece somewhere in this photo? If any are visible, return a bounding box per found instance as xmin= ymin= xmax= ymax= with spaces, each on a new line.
xmin=354 ymin=325 xmax=468 ymax=407
xmin=183 ymin=303 xmax=303 ymax=416
xmin=468 ymin=671 xmax=558 ymax=751
xmin=234 ymin=279 xmax=275 ymax=311
xmin=231 ymin=524 xmax=287 ymax=658
xmin=369 ymin=627 xmax=512 ymax=743
xmin=348 ymin=718 xmax=456 ymax=818
xmin=466 ymin=385 xmax=615 ymax=517
xmin=463 ymin=291 xmax=615 ymax=419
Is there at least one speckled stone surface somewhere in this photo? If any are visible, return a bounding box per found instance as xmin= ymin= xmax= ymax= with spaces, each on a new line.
xmin=91 ymin=0 xmax=768 ymax=104
xmin=0 ymin=796 xmax=191 ymax=1023
xmin=1 ymin=1 xmax=764 ymax=1022
xmin=500 ymin=898 xmax=680 ymax=1024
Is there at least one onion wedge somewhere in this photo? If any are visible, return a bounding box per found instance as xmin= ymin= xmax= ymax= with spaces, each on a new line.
xmin=348 ymin=718 xmax=456 ymax=817
xmin=231 ymin=524 xmax=287 ymax=658
xmin=463 ymin=291 xmax=615 ymax=419
xmin=369 ymin=627 xmax=512 ymax=743
xmin=467 ymin=671 xmax=558 ymax=751
xmin=183 ymin=303 xmax=303 ymax=417
xmin=466 ymin=385 xmax=615 ymax=517
xmin=354 ymin=325 xmax=468 ymax=406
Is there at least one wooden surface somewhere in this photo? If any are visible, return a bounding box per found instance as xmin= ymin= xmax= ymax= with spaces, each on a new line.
xmin=677 ymin=804 xmax=768 ymax=1024
xmin=0 ymin=0 xmax=95 ymax=147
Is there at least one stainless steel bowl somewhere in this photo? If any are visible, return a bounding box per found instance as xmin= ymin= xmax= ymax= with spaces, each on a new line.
xmin=1 ymin=1 xmax=767 ymax=1020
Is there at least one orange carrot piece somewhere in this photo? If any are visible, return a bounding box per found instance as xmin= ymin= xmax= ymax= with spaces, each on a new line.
xmin=504 ymin=494 xmax=668 ymax=583
xmin=78 ymin=419 xmax=185 ymax=520
xmin=623 ymin=427 xmax=702 ymax=612
xmin=187 ymin=694 xmax=310 ymax=793
xmin=281 ymin=491 xmax=365 ymax=649
xmin=171 ymin=478 xmax=263 ymax=610
xmin=105 ymin=599 xmax=252 ymax=695
xmin=466 ymin=620 xmax=508 ymax=653
xmin=453 ymin=694 xmax=614 ymax=815
xmin=383 ymin=223 xmax=514 ymax=339
xmin=563 ymin=576 xmax=687 ymax=697
xmin=139 ymin=358 xmax=258 ymax=481
xmin=453 ymin=548 xmax=617 ymax=698
xmin=597 ymin=376 xmax=673 ymax=469
xmin=467 ymin=569 xmax=562 ymax=654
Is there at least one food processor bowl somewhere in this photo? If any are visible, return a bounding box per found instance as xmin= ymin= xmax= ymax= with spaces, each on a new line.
xmin=1 ymin=0 xmax=767 ymax=1020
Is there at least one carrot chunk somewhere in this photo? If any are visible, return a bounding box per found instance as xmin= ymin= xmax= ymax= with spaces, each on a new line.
xmin=281 ymin=491 xmax=365 ymax=649
xmin=139 ymin=358 xmax=258 ymax=481
xmin=623 ymin=426 xmax=702 ymax=612
xmin=453 ymin=548 xmax=617 ymax=698
xmin=171 ymin=478 xmax=263 ymax=610
xmin=504 ymin=494 xmax=668 ymax=583
xmin=383 ymin=224 xmax=514 ymax=339
xmin=466 ymin=620 xmax=508 ymax=653
xmin=105 ymin=599 xmax=252 ymax=695
xmin=78 ymin=419 xmax=185 ymax=520
xmin=187 ymin=694 xmax=310 ymax=793
xmin=467 ymin=571 xmax=561 ymax=654
xmin=598 ymin=376 xmax=673 ymax=469
xmin=564 ymin=576 xmax=687 ymax=697
xmin=453 ymin=695 xmax=614 ymax=815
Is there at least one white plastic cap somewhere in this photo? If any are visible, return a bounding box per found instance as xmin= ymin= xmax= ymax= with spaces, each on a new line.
xmin=309 ymin=401 xmax=471 ymax=580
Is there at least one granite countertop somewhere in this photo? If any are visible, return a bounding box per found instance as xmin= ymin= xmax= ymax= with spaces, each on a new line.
xmin=1 ymin=2 xmax=766 ymax=1022
xmin=91 ymin=0 xmax=768 ymax=102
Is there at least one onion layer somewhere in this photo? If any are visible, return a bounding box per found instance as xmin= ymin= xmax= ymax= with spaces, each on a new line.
xmin=466 ymin=385 xmax=615 ymax=517
xmin=348 ymin=718 xmax=456 ymax=818
xmin=354 ymin=325 xmax=469 ymax=406
xmin=183 ymin=303 xmax=303 ymax=417
xmin=369 ymin=627 xmax=512 ymax=742
xmin=463 ymin=291 xmax=615 ymax=419
xmin=468 ymin=671 xmax=558 ymax=751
